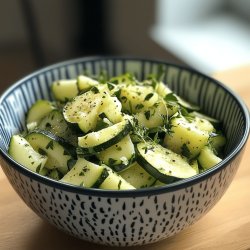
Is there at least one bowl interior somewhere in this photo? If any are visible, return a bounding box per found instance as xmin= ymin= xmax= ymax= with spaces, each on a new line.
xmin=0 ymin=57 xmax=249 ymax=175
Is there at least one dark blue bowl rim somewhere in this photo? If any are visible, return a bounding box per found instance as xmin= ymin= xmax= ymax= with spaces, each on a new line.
xmin=0 ymin=56 xmax=249 ymax=197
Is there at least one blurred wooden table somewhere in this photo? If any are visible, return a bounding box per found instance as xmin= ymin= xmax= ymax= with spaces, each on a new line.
xmin=1 ymin=65 xmax=250 ymax=250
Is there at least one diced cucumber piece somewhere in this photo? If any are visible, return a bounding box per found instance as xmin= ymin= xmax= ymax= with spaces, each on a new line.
xmin=198 ymin=146 xmax=222 ymax=170
xmin=61 ymin=158 xmax=108 ymax=188
xmin=99 ymin=166 xmax=135 ymax=190
xmin=191 ymin=111 xmax=222 ymax=128
xmin=63 ymin=90 xmax=103 ymax=133
xmin=97 ymin=135 xmax=135 ymax=172
xmin=190 ymin=159 xmax=199 ymax=174
xmin=135 ymin=100 xmax=170 ymax=129
xmin=119 ymin=85 xmax=159 ymax=113
xmin=8 ymin=135 xmax=47 ymax=172
xmin=26 ymin=100 xmax=55 ymax=131
xmin=209 ymin=133 xmax=226 ymax=154
xmin=155 ymin=82 xmax=172 ymax=97
xmin=193 ymin=116 xmax=214 ymax=133
xmin=120 ymin=162 xmax=156 ymax=188
xmin=52 ymin=79 xmax=79 ymax=102
xmin=77 ymin=75 xmax=99 ymax=92
xmin=136 ymin=142 xmax=196 ymax=183
xmin=99 ymin=95 xmax=123 ymax=124
xmin=164 ymin=115 xmax=209 ymax=158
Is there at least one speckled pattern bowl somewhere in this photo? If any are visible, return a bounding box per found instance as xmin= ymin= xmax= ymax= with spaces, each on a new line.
xmin=0 ymin=57 xmax=249 ymax=246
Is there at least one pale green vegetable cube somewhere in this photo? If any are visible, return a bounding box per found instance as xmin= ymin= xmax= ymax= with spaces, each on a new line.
xmin=164 ymin=116 xmax=209 ymax=158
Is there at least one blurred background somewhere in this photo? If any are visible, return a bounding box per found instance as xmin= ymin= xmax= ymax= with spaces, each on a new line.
xmin=1 ymin=0 xmax=250 ymax=94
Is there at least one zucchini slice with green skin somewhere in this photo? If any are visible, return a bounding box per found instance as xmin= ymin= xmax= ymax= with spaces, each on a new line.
xmin=77 ymin=120 xmax=132 ymax=154
xmin=63 ymin=90 xmax=104 ymax=133
xmin=97 ymin=135 xmax=135 ymax=172
xmin=61 ymin=158 xmax=108 ymax=188
xmin=26 ymin=100 xmax=55 ymax=131
xmin=77 ymin=75 xmax=99 ymax=92
xmin=209 ymin=132 xmax=226 ymax=154
xmin=190 ymin=111 xmax=222 ymax=128
xmin=198 ymin=146 xmax=222 ymax=170
xmin=25 ymin=130 xmax=75 ymax=175
xmin=38 ymin=109 xmax=78 ymax=147
xmin=136 ymin=142 xmax=197 ymax=183
xmin=51 ymin=79 xmax=79 ymax=102
xmin=8 ymin=134 xmax=48 ymax=173
xmin=120 ymin=162 xmax=156 ymax=188
xmin=99 ymin=166 xmax=136 ymax=190
xmin=176 ymin=95 xmax=200 ymax=111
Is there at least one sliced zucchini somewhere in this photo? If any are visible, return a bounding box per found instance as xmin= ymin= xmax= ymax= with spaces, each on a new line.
xmin=51 ymin=79 xmax=79 ymax=102
xmin=198 ymin=146 xmax=222 ymax=170
xmin=8 ymin=134 xmax=47 ymax=172
xmin=209 ymin=133 xmax=226 ymax=154
xmin=26 ymin=100 xmax=55 ymax=131
xmin=77 ymin=75 xmax=99 ymax=92
xmin=63 ymin=90 xmax=104 ymax=133
xmin=119 ymin=85 xmax=159 ymax=113
xmin=97 ymin=135 xmax=135 ymax=172
xmin=48 ymin=169 xmax=62 ymax=180
xmin=99 ymin=166 xmax=135 ymax=190
xmin=176 ymin=95 xmax=200 ymax=111
xmin=135 ymin=100 xmax=173 ymax=129
xmin=191 ymin=111 xmax=222 ymax=128
xmin=61 ymin=158 xmax=108 ymax=188
xmin=63 ymin=90 xmax=122 ymax=133
xmin=120 ymin=162 xmax=156 ymax=188
xmin=25 ymin=131 xmax=74 ymax=174
xmin=38 ymin=109 xmax=78 ymax=146
xmin=152 ymin=180 xmax=166 ymax=187
xmin=193 ymin=116 xmax=214 ymax=133
xmin=136 ymin=142 xmax=197 ymax=183
xmin=164 ymin=115 xmax=209 ymax=158
xmin=190 ymin=159 xmax=199 ymax=174
xmin=77 ymin=120 xmax=132 ymax=154
xmin=99 ymin=95 xmax=123 ymax=124
xmin=155 ymin=82 xmax=172 ymax=97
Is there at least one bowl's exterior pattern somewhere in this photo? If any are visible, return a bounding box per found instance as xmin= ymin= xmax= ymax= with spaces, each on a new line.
xmin=0 ymin=57 xmax=249 ymax=246
xmin=0 ymin=151 xmax=243 ymax=246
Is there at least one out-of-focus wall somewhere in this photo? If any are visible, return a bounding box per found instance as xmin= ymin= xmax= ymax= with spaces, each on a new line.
xmin=0 ymin=0 xmax=183 ymax=93
xmin=106 ymin=0 xmax=182 ymax=63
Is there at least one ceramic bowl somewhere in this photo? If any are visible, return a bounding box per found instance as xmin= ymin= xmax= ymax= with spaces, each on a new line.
xmin=0 ymin=57 xmax=249 ymax=246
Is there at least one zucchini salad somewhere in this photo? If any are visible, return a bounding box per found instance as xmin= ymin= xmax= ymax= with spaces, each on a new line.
xmin=9 ymin=70 xmax=226 ymax=190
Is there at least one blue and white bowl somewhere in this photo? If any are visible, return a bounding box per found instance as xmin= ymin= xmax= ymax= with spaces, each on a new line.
xmin=0 ymin=57 xmax=249 ymax=246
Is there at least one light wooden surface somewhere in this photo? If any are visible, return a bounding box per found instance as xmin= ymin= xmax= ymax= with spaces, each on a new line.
xmin=1 ymin=65 xmax=250 ymax=250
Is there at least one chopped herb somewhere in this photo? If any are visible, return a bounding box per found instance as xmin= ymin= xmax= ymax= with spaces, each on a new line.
xmin=38 ymin=148 xmax=47 ymax=155
xmin=108 ymin=158 xmax=117 ymax=166
xmin=164 ymin=92 xmax=178 ymax=103
xmin=135 ymin=104 xmax=144 ymax=110
xmin=46 ymin=140 xmax=54 ymax=150
xmin=90 ymin=86 xmax=99 ymax=94
xmin=36 ymin=163 xmax=42 ymax=173
xmin=118 ymin=180 xmax=122 ymax=190
xmin=144 ymin=93 xmax=154 ymax=101
xmin=144 ymin=111 xmax=151 ymax=120
xmin=107 ymin=82 xmax=115 ymax=90
xmin=181 ymin=143 xmax=191 ymax=158
xmin=67 ymin=159 xmax=77 ymax=170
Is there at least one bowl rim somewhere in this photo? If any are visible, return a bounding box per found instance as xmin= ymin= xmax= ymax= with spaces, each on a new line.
xmin=0 ymin=56 xmax=249 ymax=197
